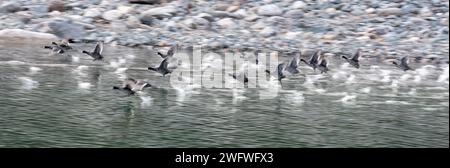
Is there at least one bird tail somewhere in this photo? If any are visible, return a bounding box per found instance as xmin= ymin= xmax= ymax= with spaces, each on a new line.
xmin=44 ymin=46 xmax=52 ymax=49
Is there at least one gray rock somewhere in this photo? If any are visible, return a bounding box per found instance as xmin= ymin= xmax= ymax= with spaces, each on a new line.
xmin=257 ymin=4 xmax=282 ymax=16
xmin=283 ymin=10 xmax=304 ymax=19
xmin=182 ymin=18 xmax=197 ymax=29
xmin=104 ymin=36 xmax=116 ymax=43
xmin=266 ymin=16 xmax=288 ymax=27
xmin=292 ymin=1 xmax=307 ymax=9
xmin=0 ymin=2 xmax=24 ymax=13
xmin=208 ymin=10 xmax=243 ymax=19
xmin=216 ymin=18 xmax=237 ymax=29
xmin=377 ymin=8 xmax=403 ymax=16
xmin=259 ymin=27 xmax=276 ymax=37
xmin=401 ymin=4 xmax=420 ymax=14
xmin=25 ymin=5 xmax=48 ymax=17
xmin=0 ymin=29 xmax=58 ymax=40
xmin=244 ymin=15 xmax=259 ymax=22
xmin=110 ymin=21 xmax=128 ymax=31
xmin=84 ymin=8 xmax=102 ymax=18
xmin=196 ymin=13 xmax=214 ymax=22
xmin=193 ymin=17 xmax=210 ymax=29
xmin=45 ymin=18 xmax=86 ymax=39
xmin=140 ymin=6 xmax=177 ymax=19
xmin=102 ymin=10 xmax=124 ymax=21
xmin=126 ymin=15 xmax=141 ymax=28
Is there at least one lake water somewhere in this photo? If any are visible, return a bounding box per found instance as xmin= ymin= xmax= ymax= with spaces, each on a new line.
xmin=0 ymin=42 xmax=448 ymax=147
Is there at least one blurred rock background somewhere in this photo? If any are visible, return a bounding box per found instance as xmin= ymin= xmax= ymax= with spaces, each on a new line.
xmin=0 ymin=0 xmax=448 ymax=62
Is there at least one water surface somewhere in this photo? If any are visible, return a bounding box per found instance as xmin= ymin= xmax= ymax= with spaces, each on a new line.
xmin=0 ymin=43 xmax=448 ymax=147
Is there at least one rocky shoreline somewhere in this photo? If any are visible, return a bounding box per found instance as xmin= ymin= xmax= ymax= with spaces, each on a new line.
xmin=0 ymin=0 xmax=449 ymax=63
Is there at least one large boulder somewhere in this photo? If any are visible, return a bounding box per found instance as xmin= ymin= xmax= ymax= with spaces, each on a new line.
xmin=44 ymin=18 xmax=86 ymax=39
xmin=0 ymin=29 xmax=58 ymax=41
xmin=0 ymin=2 xmax=25 ymax=13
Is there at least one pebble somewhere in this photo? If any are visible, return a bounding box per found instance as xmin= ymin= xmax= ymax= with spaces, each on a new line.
xmin=257 ymin=4 xmax=282 ymax=16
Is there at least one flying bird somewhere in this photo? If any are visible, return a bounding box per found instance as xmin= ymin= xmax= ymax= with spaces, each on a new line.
xmin=82 ymin=42 xmax=104 ymax=61
xmin=342 ymin=49 xmax=361 ymax=69
xmin=317 ymin=56 xmax=330 ymax=74
xmin=113 ymin=78 xmax=151 ymax=95
xmin=148 ymin=58 xmax=174 ymax=77
xmin=300 ymin=49 xmax=321 ymax=71
xmin=157 ymin=44 xmax=177 ymax=58
xmin=393 ymin=56 xmax=413 ymax=71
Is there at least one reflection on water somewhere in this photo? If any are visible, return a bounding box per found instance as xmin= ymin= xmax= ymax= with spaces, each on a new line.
xmin=0 ymin=43 xmax=448 ymax=147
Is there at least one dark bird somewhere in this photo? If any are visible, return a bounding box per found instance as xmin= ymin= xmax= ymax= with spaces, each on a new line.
xmin=82 ymin=42 xmax=104 ymax=61
xmin=317 ymin=56 xmax=329 ymax=74
xmin=342 ymin=49 xmax=361 ymax=69
xmin=157 ymin=44 xmax=177 ymax=58
xmin=300 ymin=49 xmax=321 ymax=71
xmin=265 ymin=62 xmax=287 ymax=83
xmin=148 ymin=58 xmax=174 ymax=77
xmin=54 ymin=39 xmax=73 ymax=50
xmin=393 ymin=56 xmax=413 ymax=71
xmin=44 ymin=42 xmax=64 ymax=54
xmin=113 ymin=78 xmax=151 ymax=95
xmin=229 ymin=73 xmax=249 ymax=84
xmin=284 ymin=51 xmax=301 ymax=74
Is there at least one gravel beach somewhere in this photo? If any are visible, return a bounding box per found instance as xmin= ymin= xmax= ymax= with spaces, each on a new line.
xmin=0 ymin=0 xmax=448 ymax=63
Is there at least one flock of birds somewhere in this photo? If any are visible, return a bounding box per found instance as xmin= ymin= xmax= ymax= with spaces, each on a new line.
xmin=42 ymin=39 xmax=418 ymax=95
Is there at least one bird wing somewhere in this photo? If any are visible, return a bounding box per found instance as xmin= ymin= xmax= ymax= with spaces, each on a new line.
xmin=310 ymin=50 xmax=321 ymax=65
xmin=123 ymin=78 xmax=137 ymax=87
xmin=352 ymin=49 xmax=361 ymax=61
xmin=289 ymin=52 xmax=300 ymax=69
xmin=276 ymin=63 xmax=286 ymax=78
xmin=166 ymin=45 xmax=176 ymax=57
xmin=134 ymin=81 xmax=149 ymax=91
xmin=159 ymin=58 xmax=170 ymax=69
xmin=319 ymin=57 xmax=328 ymax=67
xmin=93 ymin=42 xmax=103 ymax=55
xmin=400 ymin=56 xmax=409 ymax=65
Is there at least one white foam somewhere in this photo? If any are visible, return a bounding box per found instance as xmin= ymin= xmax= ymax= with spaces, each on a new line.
xmin=2 ymin=60 xmax=26 ymax=65
xmin=114 ymin=67 xmax=128 ymax=74
xmin=125 ymin=54 xmax=136 ymax=59
xmin=360 ymin=87 xmax=371 ymax=94
xmin=384 ymin=100 xmax=410 ymax=105
xmin=399 ymin=74 xmax=413 ymax=82
xmin=29 ymin=67 xmax=42 ymax=74
xmin=109 ymin=57 xmax=127 ymax=68
xmin=73 ymin=65 xmax=89 ymax=76
xmin=379 ymin=70 xmax=392 ymax=83
xmin=140 ymin=96 xmax=153 ymax=107
xmin=285 ymin=90 xmax=305 ymax=104
xmin=337 ymin=93 xmax=357 ymax=104
xmin=72 ymin=56 xmax=80 ymax=62
xmin=78 ymin=82 xmax=92 ymax=89
xmin=345 ymin=74 xmax=356 ymax=84
xmin=18 ymin=77 xmax=39 ymax=90
xmin=437 ymin=66 xmax=449 ymax=83
xmin=232 ymin=88 xmax=247 ymax=104
xmin=408 ymin=88 xmax=417 ymax=95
